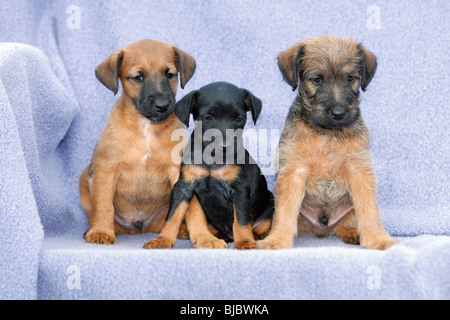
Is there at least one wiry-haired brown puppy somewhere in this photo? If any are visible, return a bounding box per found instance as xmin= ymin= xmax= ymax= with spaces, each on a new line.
xmin=257 ymin=35 xmax=397 ymax=250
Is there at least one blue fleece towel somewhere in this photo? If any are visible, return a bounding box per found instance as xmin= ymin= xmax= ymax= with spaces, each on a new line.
xmin=0 ymin=0 xmax=449 ymax=300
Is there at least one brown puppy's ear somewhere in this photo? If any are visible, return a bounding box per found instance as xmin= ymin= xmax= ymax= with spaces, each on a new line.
xmin=357 ymin=44 xmax=377 ymax=92
xmin=175 ymin=90 xmax=200 ymax=126
xmin=277 ymin=42 xmax=305 ymax=91
xmin=242 ymin=89 xmax=262 ymax=124
xmin=173 ymin=47 xmax=196 ymax=89
xmin=95 ymin=50 xmax=124 ymax=95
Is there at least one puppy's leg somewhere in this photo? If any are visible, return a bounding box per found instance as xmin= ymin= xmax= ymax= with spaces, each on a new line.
xmin=81 ymin=166 xmax=138 ymax=237
xmin=233 ymin=211 xmax=256 ymax=249
xmin=177 ymin=221 xmax=190 ymax=240
xmin=253 ymin=219 xmax=272 ymax=240
xmin=232 ymin=186 xmax=256 ymax=250
xmin=167 ymin=166 xmax=189 ymax=240
xmin=334 ymin=210 xmax=359 ymax=245
xmin=79 ymin=167 xmax=92 ymax=218
xmin=186 ymin=196 xmax=228 ymax=249
xmin=143 ymin=180 xmax=193 ymax=249
xmin=348 ymin=163 xmax=397 ymax=250
xmin=83 ymin=165 xmax=117 ymax=245
xmin=256 ymin=167 xmax=307 ymax=249
xmin=252 ymin=201 xmax=274 ymax=240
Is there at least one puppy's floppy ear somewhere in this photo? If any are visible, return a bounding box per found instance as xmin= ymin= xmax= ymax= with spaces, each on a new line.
xmin=277 ymin=42 xmax=305 ymax=91
xmin=243 ymin=89 xmax=262 ymax=124
xmin=175 ymin=90 xmax=200 ymax=126
xmin=173 ymin=47 xmax=196 ymax=89
xmin=95 ymin=50 xmax=124 ymax=95
xmin=357 ymin=44 xmax=377 ymax=92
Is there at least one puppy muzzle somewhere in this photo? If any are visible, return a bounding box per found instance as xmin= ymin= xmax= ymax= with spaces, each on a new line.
xmin=137 ymin=94 xmax=175 ymax=122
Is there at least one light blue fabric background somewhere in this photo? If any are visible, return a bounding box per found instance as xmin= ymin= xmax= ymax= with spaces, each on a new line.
xmin=0 ymin=0 xmax=448 ymax=299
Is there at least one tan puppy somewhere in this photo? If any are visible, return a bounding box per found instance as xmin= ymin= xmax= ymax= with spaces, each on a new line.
xmin=257 ymin=35 xmax=397 ymax=250
xmin=79 ymin=39 xmax=196 ymax=244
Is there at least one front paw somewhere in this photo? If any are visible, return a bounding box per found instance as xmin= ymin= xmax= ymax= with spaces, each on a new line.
xmin=177 ymin=223 xmax=189 ymax=240
xmin=192 ymin=237 xmax=228 ymax=249
xmin=360 ymin=233 xmax=398 ymax=250
xmin=234 ymin=240 xmax=256 ymax=250
xmin=336 ymin=227 xmax=360 ymax=245
xmin=84 ymin=228 xmax=116 ymax=245
xmin=143 ymin=236 xmax=174 ymax=249
xmin=256 ymin=236 xmax=293 ymax=249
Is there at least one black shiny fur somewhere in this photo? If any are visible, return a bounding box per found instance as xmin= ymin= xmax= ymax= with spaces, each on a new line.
xmin=167 ymin=82 xmax=274 ymax=240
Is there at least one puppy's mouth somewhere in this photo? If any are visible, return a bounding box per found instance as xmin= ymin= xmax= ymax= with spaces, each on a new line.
xmin=207 ymin=136 xmax=239 ymax=149
xmin=136 ymin=105 xmax=175 ymax=122
xmin=145 ymin=114 xmax=171 ymax=122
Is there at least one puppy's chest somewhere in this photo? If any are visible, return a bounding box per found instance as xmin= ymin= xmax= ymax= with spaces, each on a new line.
xmin=300 ymin=139 xmax=351 ymax=203
xmin=294 ymin=133 xmax=364 ymax=176
xmin=130 ymin=125 xmax=169 ymax=170
xmin=302 ymin=136 xmax=347 ymax=162
xmin=138 ymin=132 xmax=158 ymax=167
xmin=119 ymin=126 xmax=172 ymax=187
xmin=182 ymin=165 xmax=241 ymax=183
xmin=304 ymin=178 xmax=349 ymax=206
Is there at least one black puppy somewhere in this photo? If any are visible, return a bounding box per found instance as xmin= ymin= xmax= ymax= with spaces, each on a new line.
xmin=143 ymin=82 xmax=274 ymax=249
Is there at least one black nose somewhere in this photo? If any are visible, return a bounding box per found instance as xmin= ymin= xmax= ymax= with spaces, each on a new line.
xmin=330 ymin=107 xmax=346 ymax=120
xmin=154 ymin=99 xmax=170 ymax=113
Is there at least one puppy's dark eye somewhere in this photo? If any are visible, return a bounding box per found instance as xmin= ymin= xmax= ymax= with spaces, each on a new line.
xmin=236 ymin=116 xmax=245 ymax=123
xmin=132 ymin=75 xmax=144 ymax=82
xmin=166 ymin=72 xmax=176 ymax=80
xmin=203 ymin=115 xmax=213 ymax=122
xmin=312 ymin=77 xmax=322 ymax=85
xmin=347 ymin=75 xmax=355 ymax=83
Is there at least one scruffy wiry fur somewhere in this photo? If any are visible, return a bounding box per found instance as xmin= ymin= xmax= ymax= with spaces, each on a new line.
xmin=257 ymin=35 xmax=397 ymax=250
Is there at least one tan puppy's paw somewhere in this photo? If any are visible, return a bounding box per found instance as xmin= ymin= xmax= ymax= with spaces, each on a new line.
xmin=256 ymin=236 xmax=293 ymax=250
xmin=192 ymin=237 xmax=228 ymax=249
xmin=84 ymin=229 xmax=116 ymax=245
xmin=143 ymin=237 xmax=174 ymax=249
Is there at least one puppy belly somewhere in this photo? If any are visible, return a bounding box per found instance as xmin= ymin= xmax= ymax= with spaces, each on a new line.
xmin=114 ymin=206 xmax=169 ymax=232
xmin=300 ymin=200 xmax=354 ymax=231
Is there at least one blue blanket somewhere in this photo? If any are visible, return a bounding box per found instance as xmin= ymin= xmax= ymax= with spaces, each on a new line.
xmin=0 ymin=0 xmax=449 ymax=300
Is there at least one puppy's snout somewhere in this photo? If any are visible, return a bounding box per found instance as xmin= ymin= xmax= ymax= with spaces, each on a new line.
xmin=154 ymin=98 xmax=170 ymax=113
xmin=330 ymin=107 xmax=346 ymax=120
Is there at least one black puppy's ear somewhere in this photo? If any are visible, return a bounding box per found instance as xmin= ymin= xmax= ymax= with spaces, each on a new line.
xmin=95 ymin=50 xmax=124 ymax=95
xmin=243 ymin=89 xmax=262 ymax=124
xmin=173 ymin=47 xmax=196 ymax=89
xmin=357 ymin=44 xmax=377 ymax=92
xmin=175 ymin=91 xmax=200 ymax=126
xmin=277 ymin=42 xmax=305 ymax=91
